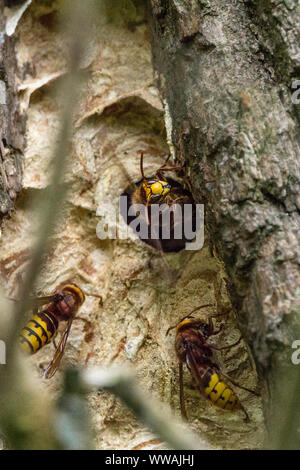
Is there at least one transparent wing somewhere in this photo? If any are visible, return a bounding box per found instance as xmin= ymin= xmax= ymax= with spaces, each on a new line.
xmin=43 ymin=317 xmax=74 ymax=379
xmin=185 ymin=342 xmax=207 ymax=396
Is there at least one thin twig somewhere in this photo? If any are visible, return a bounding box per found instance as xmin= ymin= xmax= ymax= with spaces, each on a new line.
xmin=0 ymin=1 xmax=99 ymax=449
xmin=3 ymin=0 xmax=94 ymax=378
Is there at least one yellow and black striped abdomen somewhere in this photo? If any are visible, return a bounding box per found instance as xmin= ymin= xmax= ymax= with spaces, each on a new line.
xmin=19 ymin=311 xmax=58 ymax=355
xmin=199 ymin=366 xmax=239 ymax=411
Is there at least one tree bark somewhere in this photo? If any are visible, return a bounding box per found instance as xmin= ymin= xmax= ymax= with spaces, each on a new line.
xmin=0 ymin=3 xmax=24 ymax=217
xmin=148 ymin=0 xmax=300 ymax=432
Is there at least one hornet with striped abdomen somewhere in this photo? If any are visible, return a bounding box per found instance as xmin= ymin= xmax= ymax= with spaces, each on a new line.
xmin=166 ymin=305 xmax=259 ymax=422
xmin=19 ymin=282 xmax=85 ymax=379
xmin=121 ymin=152 xmax=197 ymax=252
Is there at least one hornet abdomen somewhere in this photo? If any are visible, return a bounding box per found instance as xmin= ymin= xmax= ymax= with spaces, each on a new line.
xmin=19 ymin=310 xmax=58 ymax=355
xmin=192 ymin=364 xmax=240 ymax=411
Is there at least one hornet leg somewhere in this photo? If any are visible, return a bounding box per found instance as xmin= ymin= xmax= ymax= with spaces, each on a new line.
xmin=211 ymin=363 xmax=255 ymax=423
xmin=215 ymin=366 xmax=259 ymax=397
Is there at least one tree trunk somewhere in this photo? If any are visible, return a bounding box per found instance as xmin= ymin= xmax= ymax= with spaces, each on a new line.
xmin=148 ymin=0 xmax=300 ymax=437
xmin=0 ymin=2 xmax=24 ymax=216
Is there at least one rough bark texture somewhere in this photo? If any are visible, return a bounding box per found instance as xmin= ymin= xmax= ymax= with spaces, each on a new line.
xmin=0 ymin=1 xmax=24 ymax=216
xmin=148 ymin=0 xmax=300 ymax=425
xmin=0 ymin=0 xmax=268 ymax=449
